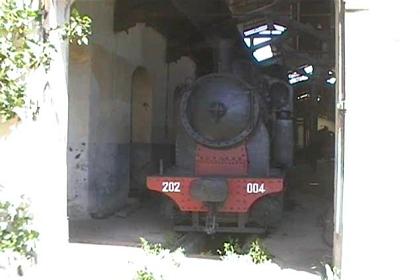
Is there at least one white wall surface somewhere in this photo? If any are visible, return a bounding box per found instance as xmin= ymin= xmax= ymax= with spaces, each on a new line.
xmin=0 ymin=0 xmax=71 ymax=276
xmin=341 ymin=1 xmax=420 ymax=279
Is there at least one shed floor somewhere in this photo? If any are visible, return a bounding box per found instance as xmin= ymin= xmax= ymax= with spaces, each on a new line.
xmin=69 ymin=197 xmax=172 ymax=246
xmin=264 ymin=160 xmax=334 ymax=273
xmin=69 ymin=161 xmax=334 ymax=274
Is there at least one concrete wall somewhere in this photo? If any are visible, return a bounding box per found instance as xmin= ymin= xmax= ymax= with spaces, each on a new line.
xmin=68 ymin=0 xmax=135 ymax=219
xmin=68 ymin=0 xmax=196 ymax=219
xmin=68 ymin=44 xmax=91 ymax=218
xmin=339 ymin=1 xmax=420 ymax=279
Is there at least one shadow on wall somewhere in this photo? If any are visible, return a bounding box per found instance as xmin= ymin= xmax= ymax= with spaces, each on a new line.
xmin=68 ymin=1 xmax=196 ymax=219
xmin=87 ymin=44 xmax=132 ymax=219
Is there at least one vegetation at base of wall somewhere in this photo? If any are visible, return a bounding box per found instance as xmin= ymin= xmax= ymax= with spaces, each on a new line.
xmin=0 ymin=194 xmax=38 ymax=261
xmin=0 ymin=0 xmax=92 ymax=121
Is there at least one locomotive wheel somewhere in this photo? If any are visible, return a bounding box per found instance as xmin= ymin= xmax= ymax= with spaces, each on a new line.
xmin=249 ymin=194 xmax=284 ymax=228
xmin=160 ymin=198 xmax=175 ymax=221
xmin=160 ymin=198 xmax=188 ymax=225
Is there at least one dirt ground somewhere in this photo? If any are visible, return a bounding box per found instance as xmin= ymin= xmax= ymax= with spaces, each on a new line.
xmin=263 ymin=160 xmax=334 ymax=273
xmin=69 ymin=160 xmax=334 ymax=275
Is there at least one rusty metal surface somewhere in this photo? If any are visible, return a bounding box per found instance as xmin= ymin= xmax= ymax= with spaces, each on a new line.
xmin=147 ymin=176 xmax=283 ymax=213
xmin=195 ymin=144 xmax=248 ymax=176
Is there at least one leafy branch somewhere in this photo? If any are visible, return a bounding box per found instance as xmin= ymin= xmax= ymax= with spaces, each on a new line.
xmin=0 ymin=197 xmax=39 ymax=260
xmin=0 ymin=0 xmax=92 ymax=121
xmin=64 ymin=7 xmax=92 ymax=46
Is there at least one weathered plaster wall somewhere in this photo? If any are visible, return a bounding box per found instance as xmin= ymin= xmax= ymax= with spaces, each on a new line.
xmin=68 ymin=0 xmax=196 ymax=218
xmin=68 ymin=0 xmax=134 ymax=219
xmin=68 ymin=45 xmax=91 ymax=218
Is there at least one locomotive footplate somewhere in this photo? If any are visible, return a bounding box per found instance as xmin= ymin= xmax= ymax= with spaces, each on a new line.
xmin=147 ymin=176 xmax=284 ymax=233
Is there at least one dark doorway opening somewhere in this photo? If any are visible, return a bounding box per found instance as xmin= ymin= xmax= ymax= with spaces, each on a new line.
xmin=68 ymin=0 xmax=337 ymax=275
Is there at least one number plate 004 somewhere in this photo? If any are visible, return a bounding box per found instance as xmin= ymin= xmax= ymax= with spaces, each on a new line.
xmin=246 ymin=183 xmax=266 ymax=194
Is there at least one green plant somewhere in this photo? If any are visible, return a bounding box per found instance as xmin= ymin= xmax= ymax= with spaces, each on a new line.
xmin=139 ymin=237 xmax=164 ymax=256
xmin=136 ymin=268 xmax=157 ymax=280
xmin=0 ymin=0 xmax=45 ymax=120
xmin=217 ymin=237 xmax=241 ymax=256
xmin=64 ymin=7 xmax=92 ymax=46
xmin=136 ymin=237 xmax=183 ymax=280
xmin=0 ymin=0 xmax=92 ymax=121
xmin=0 ymin=196 xmax=39 ymax=260
xmin=248 ymin=239 xmax=271 ymax=264
xmin=218 ymin=238 xmax=271 ymax=264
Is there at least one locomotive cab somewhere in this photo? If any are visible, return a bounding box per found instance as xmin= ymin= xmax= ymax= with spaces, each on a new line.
xmin=147 ymin=73 xmax=293 ymax=234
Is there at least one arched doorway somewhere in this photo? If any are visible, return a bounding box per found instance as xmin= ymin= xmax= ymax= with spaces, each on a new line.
xmin=130 ymin=67 xmax=154 ymax=195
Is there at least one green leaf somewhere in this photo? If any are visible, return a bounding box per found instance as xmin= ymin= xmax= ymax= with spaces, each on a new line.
xmin=0 ymin=1 xmax=92 ymax=120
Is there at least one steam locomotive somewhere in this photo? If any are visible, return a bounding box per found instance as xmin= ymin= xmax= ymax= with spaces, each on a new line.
xmin=147 ymin=67 xmax=294 ymax=234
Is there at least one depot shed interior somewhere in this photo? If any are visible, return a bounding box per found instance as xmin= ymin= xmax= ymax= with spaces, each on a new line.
xmin=67 ymin=0 xmax=337 ymax=269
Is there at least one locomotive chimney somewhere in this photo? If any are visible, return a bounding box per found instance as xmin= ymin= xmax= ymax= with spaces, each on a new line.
xmin=216 ymin=39 xmax=234 ymax=73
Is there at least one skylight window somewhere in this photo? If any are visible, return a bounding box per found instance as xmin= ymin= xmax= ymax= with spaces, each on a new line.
xmin=303 ymin=65 xmax=314 ymax=75
xmin=242 ymin=23 xmax=287 ymax=50
xmin=253 ymin=37 xmax=271 ymax=46
xmin=297 ymin=93 xmax=310 ymax=100
xmin=271 ymin=30 xmax=284 ymax=35
xmin=326 ymin=70 xmax=336 ymax=85
xmin=274 ymin=24 xmax=287 ymax=32
xmin=287 ymin=64 xmax=315 ymax=85
xmin=253 ymin=45 xmax=273 ymax=62
xmin=243 ymin=25 xmax=268 ymax=36
xmin=288 ymin=71 xmax=309 ymax=84
xmin=241 ymin=22 xmax=288 ymax=64
xmin=326 ymin=77 xmax=337 ymax=85
xmin=289 ymin=75 xmax=309 ymax=85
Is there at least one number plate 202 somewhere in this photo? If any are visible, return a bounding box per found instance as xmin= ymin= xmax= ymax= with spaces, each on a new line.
xmin=162 ymin=181 xmax=181 ymax=193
